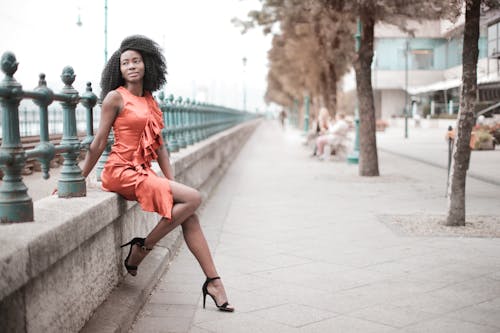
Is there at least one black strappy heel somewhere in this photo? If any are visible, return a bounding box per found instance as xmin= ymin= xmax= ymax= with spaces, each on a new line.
xmin=202 ymin=276 xmax=234 ymax=312
xmin=120 ymin=237 xmax=152 ymax=276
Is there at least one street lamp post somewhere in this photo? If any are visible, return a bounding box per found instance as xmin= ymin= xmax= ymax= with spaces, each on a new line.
xmin=347 ymin=19 xmax=361 ymax=165
xmin=104 ymin=0 xmax=108 ymax=64
xmin=242 ymin=57 xmax=247 ymax=111
xmin=404 ymin=39 xmax=409 ymax=139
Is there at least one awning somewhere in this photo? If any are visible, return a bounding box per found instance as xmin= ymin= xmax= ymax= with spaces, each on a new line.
xmin=408 ymin=73 xmax=500 ymax=95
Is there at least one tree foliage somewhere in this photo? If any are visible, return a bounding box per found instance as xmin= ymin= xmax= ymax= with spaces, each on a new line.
xmin=234 ymin=1 xmax=355 ymax=116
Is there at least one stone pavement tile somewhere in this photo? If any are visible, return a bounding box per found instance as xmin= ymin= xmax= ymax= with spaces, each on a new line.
xmin=446 ymin=301 xmax=500 ymax=329
xmin=195 ymin=313 xmax=298 ymax=333
xmin=402 ymin=317 xmax=499 ymax=333
xmin=408 ymin=262 xmax=500 ymax=284
xmin=297 ymin=315 xmax=398 ymax=333
xmin=155 ymin=280 xmax=201 ymax=294
xmin=324 ymin=278 xmax=448 ymax=314
xmin=148 ymin=291 xmax=201 ymax=306
xmin=363 ymin=253 xmax=459 ymax=278
xmin=211 ymin=253 xmax=278 ymax=275
xmin=389 ymin=293 xmax=473 ymax=315
xmin=140 ymin=303 xmax=197 ymax=318
xmin=256 ymin=253 xmax=315 ymax=268
xmin=250 ymin=303 xmax=338 ymax=328
xmin=188 ymin=326 xmax=215 ymax=333
xmin=430 ymin=276 xmax=500 ymax=306
xmin=253 ymin=266 xmax=388 ymax=294
xmin=487 ymin=270 xmax=500 ymax=281
xmin=348 ymin=303 xmax=439 ymax=328
xmin=193 ymin=289 xmax=289 ymax=322
xmin=219 ymin=272 xmax=286 ymax=293
xmin=131 ymin=315 xmax=192 ymax=333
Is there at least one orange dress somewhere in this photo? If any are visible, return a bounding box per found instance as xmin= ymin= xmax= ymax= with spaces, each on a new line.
xmin=101 ymin=86 xmax=173 ymax=219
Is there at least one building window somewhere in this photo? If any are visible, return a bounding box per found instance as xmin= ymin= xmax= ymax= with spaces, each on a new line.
xmin=488 ymin=22 xmax=499 ymax=58
xmin=410 ymin=49 xmax=434 ymax=69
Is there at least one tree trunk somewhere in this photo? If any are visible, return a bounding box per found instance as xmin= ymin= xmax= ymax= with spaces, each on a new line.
xmin=354 ymin=10 xmax=379 ymax=176
xmin=327 ymin=61 xmax=338 ymax=116
xmin=445 ymin=0 xmax=480 ymax=226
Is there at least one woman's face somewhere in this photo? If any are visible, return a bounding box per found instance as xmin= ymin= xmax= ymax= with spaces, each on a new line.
xmin=120 ymin=50 xmax=145 ymax=84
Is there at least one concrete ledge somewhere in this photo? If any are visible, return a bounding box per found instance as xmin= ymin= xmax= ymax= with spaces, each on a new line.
xmin=0 ymin=119 xmax=261 ymax=333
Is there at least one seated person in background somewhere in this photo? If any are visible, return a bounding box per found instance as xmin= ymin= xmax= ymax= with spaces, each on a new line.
xmin=315 ymin=112 xmax=349 ymax=159
xmin=307 ymin=107 xmax=330 ymax=154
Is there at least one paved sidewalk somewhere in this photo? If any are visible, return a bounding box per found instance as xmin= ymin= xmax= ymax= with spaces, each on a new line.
xmin=377 ymin=126 xmax=500 ymax=186
xmin=130 ymin=120 xmax=500 ymax=333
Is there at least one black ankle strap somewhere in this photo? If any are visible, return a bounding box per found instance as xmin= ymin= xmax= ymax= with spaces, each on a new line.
xmin=138 ymin=238 xmax=153 ymax=251
xmin=206 ymin=276 xmax=220 ymax=283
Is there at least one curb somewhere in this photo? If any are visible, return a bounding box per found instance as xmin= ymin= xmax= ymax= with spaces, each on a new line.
xmin=80 ymin=231 xmax=183 ymax=333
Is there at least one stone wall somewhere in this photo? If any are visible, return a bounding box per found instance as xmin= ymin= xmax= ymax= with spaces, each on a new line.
xmin=0 ymin=119 xmax=261 ymax=333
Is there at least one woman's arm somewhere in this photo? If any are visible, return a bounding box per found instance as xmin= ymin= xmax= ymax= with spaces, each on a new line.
xmin=156 ymin=145 xmax=174 ymax=181
xmin=81 ymin=91 xmax=122 ymax=178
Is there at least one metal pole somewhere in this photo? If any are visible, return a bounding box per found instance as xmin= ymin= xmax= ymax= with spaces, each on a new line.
xmin=404 ymin=39 xmax=409 ymax=139
xmin=303 ymin=95 xmax=310 ymax=133
xmin=347 ymin=18 xmax=361 ymax=164
xmin=104 ymin=0 xmax=108 ymax=64
xmin=242 ymin=57 xmax=247 ymax=111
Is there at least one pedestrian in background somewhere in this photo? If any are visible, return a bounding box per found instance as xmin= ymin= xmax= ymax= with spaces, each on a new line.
xmin=278 ymin=109 xmax=287 ymax=129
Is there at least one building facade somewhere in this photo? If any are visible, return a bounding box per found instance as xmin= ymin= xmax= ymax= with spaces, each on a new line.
xmin=373 ymin=8 xmax=500 ymax=121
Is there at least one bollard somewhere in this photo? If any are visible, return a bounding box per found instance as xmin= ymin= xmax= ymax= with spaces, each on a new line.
xmin=0 ymin=51 xmax=33 ymax=222
xmin=57 ymin=66 xmax=86 ymax=197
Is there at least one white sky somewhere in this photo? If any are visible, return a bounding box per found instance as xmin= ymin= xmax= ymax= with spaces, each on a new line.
xmin=0 ymin=0 xmax=272 ymax=112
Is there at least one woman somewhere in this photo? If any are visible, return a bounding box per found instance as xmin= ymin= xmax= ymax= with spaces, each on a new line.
xmin=81 ymin=35 xmax=234 ymax=312
xmin=308 ymin=107 xmax=330 ymax=156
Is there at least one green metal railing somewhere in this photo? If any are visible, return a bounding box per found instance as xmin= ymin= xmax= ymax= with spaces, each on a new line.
xmin=156 ymin=92 xmax=254 ymax=153
xmin=0 ymin=51 xmax=256 ymax=223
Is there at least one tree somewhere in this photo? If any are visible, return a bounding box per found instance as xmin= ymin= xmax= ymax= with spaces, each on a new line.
xmin=445 ymin=0 xmax=500 ymax=226
xmin=234 ymin=1 xmax=355 ymax=119
xmin=321 ymin=0 xmax=462 ymax=176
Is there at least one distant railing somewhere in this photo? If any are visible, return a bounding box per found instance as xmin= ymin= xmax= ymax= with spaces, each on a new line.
xmin=0 ymin=51 xmax=256 ymax=223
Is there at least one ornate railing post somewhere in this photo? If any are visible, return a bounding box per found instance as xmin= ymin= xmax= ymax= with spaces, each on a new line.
xmin=166 ymin=94 xmax=179 ymax=152
xmin=32 ymin=73 xmax=56 ymax=180
xmin=191 ymin=100 xmax=201 ymax=143
xmin=184 ymin=98 xmax=194 ymax=146
xmin=0 ymin=52 xmax=32 ymax=222
xmin=95 ymin=131 xmax=113 ymax=182
xmin=176 ymin=96 xmax=187 ymax=149
xmin=57 ymin=66 xmax=85 ymax=197
xmin=157 ymin=91 xmax=169 ymax=150
xmin=80 ymin=82 xmax=98 ymax=149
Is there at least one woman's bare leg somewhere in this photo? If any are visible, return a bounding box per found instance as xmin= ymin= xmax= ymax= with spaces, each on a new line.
xmin=125 ymin=180 xmax=200 ymax=270
xmin=182 ymin=213 xmax=232 ymax=309
xmin=125 ymin=180 xmax=232 ymax=309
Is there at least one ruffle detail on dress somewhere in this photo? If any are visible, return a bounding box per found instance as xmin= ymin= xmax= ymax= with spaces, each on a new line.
xmin=132 ymin=92 xmax=164 ymax=168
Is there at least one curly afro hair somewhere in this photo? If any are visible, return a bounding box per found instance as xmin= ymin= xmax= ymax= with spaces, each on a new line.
xmin=100 ymin=35 xmax=167 ymax=100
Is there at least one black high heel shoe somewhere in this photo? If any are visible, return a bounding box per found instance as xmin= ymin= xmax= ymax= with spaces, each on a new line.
xmin=202 ymin=276 xmax=234 ymax=312
xmin=120 ymin=237 xmax=152 ymax=276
